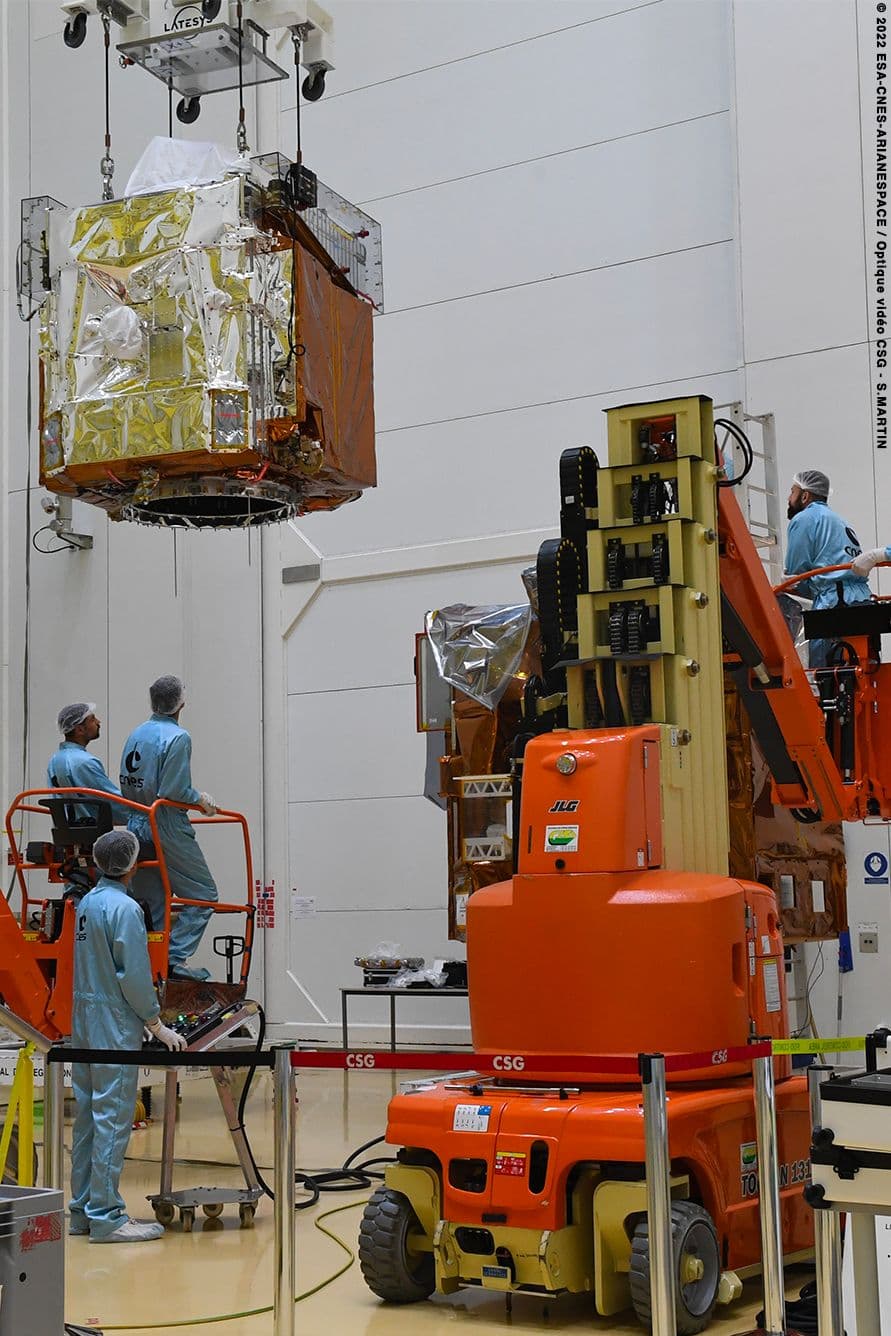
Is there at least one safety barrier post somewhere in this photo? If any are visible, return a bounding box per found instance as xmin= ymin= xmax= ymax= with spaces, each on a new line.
xmin=752 ymin=1050 xmax=786 ymax=1336
xmin=43 ymin=1055 xmax=65 ymax=1191
xmin=639 ymin=1053 xmax=676 ymax=1336
xmin=273 ymin=1045 xmax=297 ymax=1336
xmin=806 ymin=1065 xmax=844 ymax=1336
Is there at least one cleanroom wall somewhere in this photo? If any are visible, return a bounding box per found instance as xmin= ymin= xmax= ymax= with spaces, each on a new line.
xmin=1 ymin=0 xmax=741 ymax=1040
xmin=11 ymin=1 xmax=886 ymax=1046
xmin=2 ymin=0 xmax=272 ymax=992
xmin=267 ymin=0 xmax=742 ymax=1040
xmin=732 ymin=0 xmax=891 ymax=1040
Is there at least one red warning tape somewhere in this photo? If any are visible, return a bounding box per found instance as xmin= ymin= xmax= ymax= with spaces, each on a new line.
xmin=290 ymin=1042 xmax=773 ymax=1076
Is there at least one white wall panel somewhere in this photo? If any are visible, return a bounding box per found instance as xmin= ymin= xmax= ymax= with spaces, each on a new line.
xmin=733 ymin=0 xmax=866 ymax=361
xmin=281 ymin=907 xmax=469 ymax=1030
xmin=296 ymin=367 xmax=743 ymax=558
xmin=744 ymin=344 xmax=877 ymax=552
xmin=299 ymin=0 xmax=650 ymax=97
xmin=373 ymin=113 xmax=732 ymax=313
xmin=299 ymin=0 xmax=730 ymax=203
xmin=6 ymin=501 xmax=110 ymax=796
xmin=372 ymin=242 xmax=739 ymax=433
xmin=288 ymin=561 xmax=532 ymax=694
xmin=288 ymin=684 xmax=422 ymax=801
xmin=288 ymin=796 xmax=446 ymax=911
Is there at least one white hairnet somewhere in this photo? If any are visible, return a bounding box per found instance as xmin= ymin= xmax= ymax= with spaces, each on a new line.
xmin=93 ymin=829 xmax=140 ymax=877
xmin=150 ymin=674 xmax=185 ymax=715
xmin=792 ymin=470 xmax=831 ymax=499
xmin=57 ymin=702 xmax=96 ymax=735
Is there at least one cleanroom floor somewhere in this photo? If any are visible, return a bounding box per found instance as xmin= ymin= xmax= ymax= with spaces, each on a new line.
xmin=64 ymin=1069 xmax=806 ymax=1335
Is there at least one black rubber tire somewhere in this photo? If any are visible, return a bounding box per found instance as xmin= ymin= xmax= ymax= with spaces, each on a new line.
xmin=358 ymin=1186 xmax=435 ymax=1304
xmin=1 ymin=1128 xmax=39 ymax=1186
xmin=176 ymin=97 xmax=201 ymax=125
xmin=629 ymin=1200 xmax=721 ymax=1335
xmin=302 ymin=69 xmax=327 ymax=101
xmin=63 ymin=11 xmax=87 ymax=47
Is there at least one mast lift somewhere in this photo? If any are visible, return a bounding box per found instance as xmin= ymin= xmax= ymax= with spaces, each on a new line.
xmin=358 ymin=395 xmax=891 ymax=1330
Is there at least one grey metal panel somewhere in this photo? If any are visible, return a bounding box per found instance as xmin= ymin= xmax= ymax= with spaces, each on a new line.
xmin=0 ymin=1186 xmax=64 ymax=1336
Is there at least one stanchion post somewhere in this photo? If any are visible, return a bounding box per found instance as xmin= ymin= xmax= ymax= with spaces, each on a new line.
xmin=639 ymin=1053 xmax=676 ymax=1336
xmin=273 ymin=1045 xmax=296 ymax=1336
xmin=807 ymin=1065 xmax=844 ymax=1336
xmin=43 ymin=1054 xmax=65 ymax=1191
xmin=753 ymin=1050 xmax=786 ymax=1336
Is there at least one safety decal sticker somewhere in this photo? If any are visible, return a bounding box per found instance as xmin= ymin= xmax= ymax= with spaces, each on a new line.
xmin=740 ymin=1141 xmax=757 ymax=1172
xmin=763 ymin=960 xmax=782 ymax=1013
xmin=494 ymin=1151 xmax=527 ymax=1177
xmin=453 ymin=1104 xmax=492 ymax=1132
xmin=865 ymin=851 xmax=890 ymax=885
xmin=545 ymin=825 xmax=579 ymax=853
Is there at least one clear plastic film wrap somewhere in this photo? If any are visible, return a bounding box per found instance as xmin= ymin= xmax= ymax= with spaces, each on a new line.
xmin=425 ymin=603 xmax=533 ymax=711
xmin=776 ymin=592 xmax=810 ymax=669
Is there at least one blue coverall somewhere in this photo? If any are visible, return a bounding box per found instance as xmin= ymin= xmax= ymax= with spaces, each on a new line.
xmin=119 ymin=714 xmax=218 ymax=969
xmin=69 ymin=877 xmax=160 ymax=1238
xmin=785 ymin=501 xmax=880 ymax=667
xmin=47 ymin=741 xmax=130 ymax=825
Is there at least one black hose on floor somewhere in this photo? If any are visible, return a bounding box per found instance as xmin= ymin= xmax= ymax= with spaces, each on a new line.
xmin=234 ymin=1006 xmax=395 ymax=1206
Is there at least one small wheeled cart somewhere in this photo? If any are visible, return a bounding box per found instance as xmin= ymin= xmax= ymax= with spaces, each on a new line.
xmin=146 ymin=997 xmax=265 ymax=1231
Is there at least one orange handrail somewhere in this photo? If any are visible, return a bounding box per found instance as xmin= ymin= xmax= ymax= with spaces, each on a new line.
xmin=773 ymin=560 xmax=891 ymax=597
xmin=4 ymin=789 xmax=255 ymax=988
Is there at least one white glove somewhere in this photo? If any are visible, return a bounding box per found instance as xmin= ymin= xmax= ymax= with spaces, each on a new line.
xmin=198 ymin=792 xmax=218 ymax=815
xmin=146 ymin=1018 xmax=187 ymax=1052
xmin=851 ymin=547 xmax=886 ymax=577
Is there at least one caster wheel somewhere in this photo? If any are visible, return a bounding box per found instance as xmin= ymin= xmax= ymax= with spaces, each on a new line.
xmin=63 ymin=10 xmax=87 ymax=47
xmin=154 ymin=1202 xmax=176 ymax=1227
xmin=176 ymin=97 xmax=201 ymax=125
xmin=202 ymin=1202 xmax=224 ymax=1219
xmin=238 ymin=1203 xmax=256 ymax=1229
xmin=301 ymin=69 xmax=326 ymax=102
xmin=181 ymin=1207 xmax=196 ymax=1233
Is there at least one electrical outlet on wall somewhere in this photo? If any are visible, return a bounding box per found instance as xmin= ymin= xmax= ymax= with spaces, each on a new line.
xmin=859 ymin=923 xmax=880 ymax=953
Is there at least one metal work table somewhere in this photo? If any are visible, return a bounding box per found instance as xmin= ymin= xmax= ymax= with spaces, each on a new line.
xmin=340 ymin=986 xmax=469 ymax=1052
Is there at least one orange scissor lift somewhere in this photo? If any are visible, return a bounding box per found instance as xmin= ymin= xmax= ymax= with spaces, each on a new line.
xmin=359 ymin=396 xmax=891 ymax=1330
xmin=1 ymin=789 xmax=261 ymax=1224
xmin=1 ymin=788 xmax=255 ymax=1039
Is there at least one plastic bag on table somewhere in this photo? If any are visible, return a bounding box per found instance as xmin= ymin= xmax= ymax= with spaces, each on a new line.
xmin=354 ymin=942 xmax=424 ymax=969
xmin=391 ymin=961 xmax=448 ymax=990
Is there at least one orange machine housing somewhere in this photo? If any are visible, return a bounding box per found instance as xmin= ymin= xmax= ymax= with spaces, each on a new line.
xmin=467 ymin=730 xmax=790 ymax=1084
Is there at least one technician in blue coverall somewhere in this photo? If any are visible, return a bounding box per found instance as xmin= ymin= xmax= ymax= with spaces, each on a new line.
xmin=120 ymin=675 xmax=218 ymax=982
xmin=784 ymin=470 xmax=886 ymax=668
xmin=69 ymin=829 xmax=185 ymax=1243
xmin=47 ymin=702 xmax=129 ymax=825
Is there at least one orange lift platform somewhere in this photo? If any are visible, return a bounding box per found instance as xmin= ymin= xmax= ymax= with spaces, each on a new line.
xmin=358 ymin=395 xmax=891 ymax=1331
xmin=1 ymin=787 xmax=255 ymax=1040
